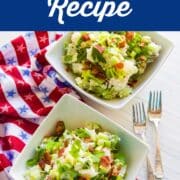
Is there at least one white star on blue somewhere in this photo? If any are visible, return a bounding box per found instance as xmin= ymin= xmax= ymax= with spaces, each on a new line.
xmin=40 ymin=86 xmax=49 ymax=94
xmin=4 ymin=125 xmax=8 ymax=134
xmin=30 ymin=49 xmax=38 ymax=56
xmin=0 ymin=72 xmax=6 ymax=79
xmin=51 ymin=39 xmax=55 ymax=43
xmin=25 ymin=32 xmax=34 ymax=38
xmin=7 ymin=57 xmax=16 ymax=65
xmin=48 ymin=70 xmax=56 ymax=78
xmin=22 ymin=69 xmax=30 ymax=76
xmin=35 ymin=60 xmax=42 ymax=70
xmin=19 ymin=105 xmax=29 ymax=114
xmin=19 ymin=131 xmax=28 ymax=140
xmin=33 ymin=86 xmax=40 ymax=92
xmin=31 ymin=118 xmax=38 ymax=122
xmin=2 ymin=44 xmax=9 ymax=50
xmin=42 ymin=96 xmax=50 ymax=103
xmin=6 ymin=90 xmax=16 ymax=98
xmin=6 ymin=151 xmax=14 ymax=161
xmin=62 ymin=80 xmax=71 ymax=87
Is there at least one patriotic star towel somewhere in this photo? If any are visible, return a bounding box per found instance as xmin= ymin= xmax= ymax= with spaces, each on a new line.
xmin=0 ymin=31 xmax=79 ymax=178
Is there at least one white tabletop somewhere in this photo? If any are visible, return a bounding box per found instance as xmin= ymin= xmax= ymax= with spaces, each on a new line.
xmin=0 ymin=32 xmax=179 ymax=180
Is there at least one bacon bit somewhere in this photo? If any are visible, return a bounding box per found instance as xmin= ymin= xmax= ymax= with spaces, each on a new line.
xmin=83 ymin=61 xmax=92 ymax=70
xmin=43 ymin=152 xmax=51 ymax=165
xmin=46 ymin=175 xmax=53 ymax=180
xmin=66 ymin=66 xmax=71 ymax=72
xmin=128 ymin=79 xmax=138 ymax=87
xmin=58 ymin=148 xmax=65 ymax=157
xmin=82 ymin=33 xmax=90 ymax=41
xmin=84 ymin=137 xmax=92 ymax=143
xmin=115 ymin=62 xmax=124 ymax=69
xmin=95 ymin=45 xmax=105 ymax=54
xmin=139 ymin=41 xmax=146 ymax=47
xmin=38 ymin=159 xmax=45 ymax=170
xmin=64 ymin=139 xmax=69 ymax=147
xmin=44 ymin=134 xmax=51 ymax=138
xmin=108 ymin=168 xmax=113 ymax=178
xmin=125 ymin=32 xmax=134 ymax=41
xmin=111 ymin=165 xmax=122 ymax=176
xmin=92 ymin=66 xmax=100 ymax=75
xmin=55 ymin=121 xmax=65 ymax=136
xmin=91 ymin=64 xmax=106 ymax=80
xmin=100 ymin=156 xmax=112 ymax=168
xmin=139 ymin=55 xmax=146 ymax=61
xmin=118 ymin=40 xmax=126 ymax=48
xmin=88 ymin=145 xmax=95 ymax=153
xmin=111 ymin=38 xmax=116 ymax=43
xmin=92 ymin=65 xmax=101 ymax=74
xmin=96 ymin=72 xmax=106 ymax=80
xmin=78 ymin=176 xmax=90 ymax=180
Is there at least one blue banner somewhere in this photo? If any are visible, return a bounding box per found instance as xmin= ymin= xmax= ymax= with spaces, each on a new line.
xmin=0 ymin=0 xmax=180 ymax=30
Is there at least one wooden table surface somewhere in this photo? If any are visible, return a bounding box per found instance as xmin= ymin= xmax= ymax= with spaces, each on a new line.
xmin=0 ymin=32 xmax=179 ymax=180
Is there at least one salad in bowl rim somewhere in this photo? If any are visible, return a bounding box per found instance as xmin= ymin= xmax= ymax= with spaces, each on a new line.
xmin=45 ymin=32 xmax=173 ymax=109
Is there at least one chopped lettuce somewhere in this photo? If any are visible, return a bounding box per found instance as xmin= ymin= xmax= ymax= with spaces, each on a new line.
xmin=25 ymin=122 xmax=127 ymax=180
xmin=63 ymin=32 xmax=161 ymax=99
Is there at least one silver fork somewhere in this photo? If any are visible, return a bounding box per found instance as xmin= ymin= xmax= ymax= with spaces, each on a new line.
xmin=148 ymin=91 xmax=164 ymax=179
xmin=132 ymin=103 xmax=155 ymax=180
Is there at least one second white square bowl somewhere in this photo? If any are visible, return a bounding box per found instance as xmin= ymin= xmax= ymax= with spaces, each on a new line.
xmin=10 ymin=95 xmax=148 ymax=180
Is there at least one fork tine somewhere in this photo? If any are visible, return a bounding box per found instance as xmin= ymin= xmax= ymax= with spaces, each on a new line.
xmin=159 ymin=91 xmax=162 ymax=111
xmin=132 ymin=105 xmax=136 ymax=123
xmin=155 ymin=91 xmax=159 ymax=110
xmin=139 ymin=103 xmax=144 ymax=123
xmin=152 ymin=91 xmax=156 ymax=111
xmin=148 ymin=90 xmax=162 ymax=112
xmin=148 ymin=91 xmax=152 ymax=111
xmin=135 ymin=104 xmax=139 ymax=123
xmin=142 ymin=102 xmax=146 ymax=124
xmin=133 ymin=103 xmax=147 ymax=125
xmin=138 ymin=103 xmax=142 ymax=122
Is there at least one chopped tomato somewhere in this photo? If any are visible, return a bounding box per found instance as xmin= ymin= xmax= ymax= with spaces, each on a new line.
xmin=125 ymin=32 xmax=134 ymax=41
xmin=82 ymin=33 xmax=90 ymax=41
xmin=58 ymin=148 xmax=65 ymax=157
xmin=118 ymin=36 xmax=126 ymax=48
xmin=95 ymin=45 xmax=105 ymax=54
xmin=100 ymin=156 xmax=112 ymax=167
xmin=118 ymin=40 xmax=126 ymax=48
xmin=115 ymin=62 xmax=124 ymax=69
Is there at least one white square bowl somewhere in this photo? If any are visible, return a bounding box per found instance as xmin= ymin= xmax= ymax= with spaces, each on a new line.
xmin=10 ymin=94 xmax=148 ymax=180
xmin=45 ymin=32 xmax=173 ymax=109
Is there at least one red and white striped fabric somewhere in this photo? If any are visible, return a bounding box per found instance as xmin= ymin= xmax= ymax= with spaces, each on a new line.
xmin=0 ymin=31 xmax=79 ymax=177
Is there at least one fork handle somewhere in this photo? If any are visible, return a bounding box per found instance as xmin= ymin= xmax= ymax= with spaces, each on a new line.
xmin=155 ymin=127 xmax=164 ymax=179
xmin=147 ymin=156 xmax=155 ymax=180
xmin=141 ymin=134 xmax=155 ymax=180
